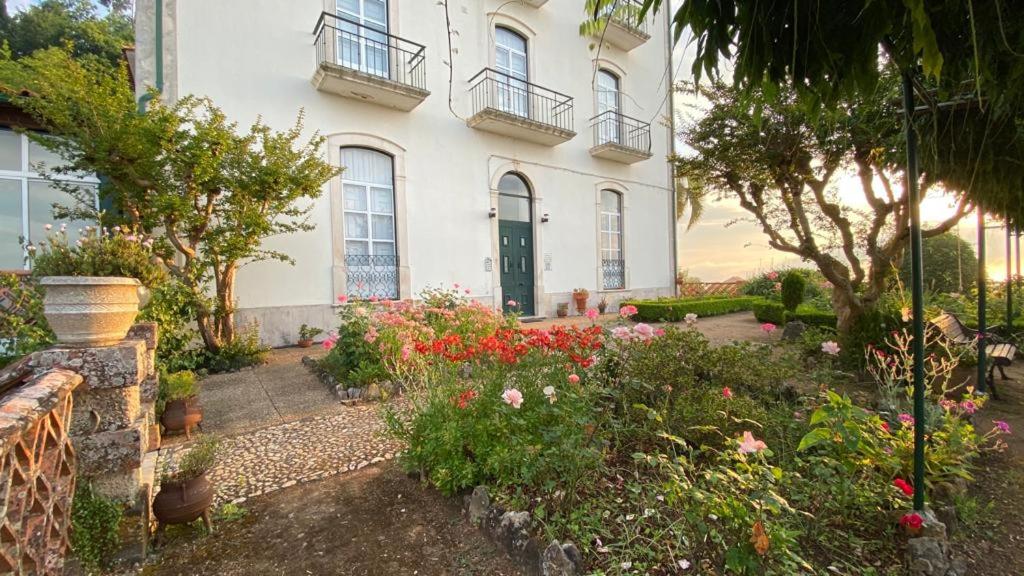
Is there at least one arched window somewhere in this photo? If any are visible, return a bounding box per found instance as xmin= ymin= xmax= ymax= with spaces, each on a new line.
xmin=495 ymin=27 xmax=528 ymax=116
xmin=341 ymin=146 xmax=398 ymax=299
xmin=497 ymin=172 xmax=531 ymax=222
xmin=596 ymin=69 xmax=621 ymax=144
xmin=600 ymin=189 xmax=624 ymax=289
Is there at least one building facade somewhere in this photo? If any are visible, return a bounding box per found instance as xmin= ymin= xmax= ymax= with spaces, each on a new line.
xmin=134 ymin=0 xmax=677 ymax=345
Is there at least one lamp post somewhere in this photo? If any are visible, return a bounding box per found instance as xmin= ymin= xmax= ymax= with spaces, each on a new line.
xmin=977 ymin=209 xmax=987 ymax=395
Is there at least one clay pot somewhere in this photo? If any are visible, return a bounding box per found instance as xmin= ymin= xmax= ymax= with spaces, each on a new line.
xmin=572 ymin=292 xmax=589 ymax=314
xmin=153 ymin=473 xmax=215 ymax=545
xmin=161 ymin=396 xmax=203 ymax=438
xmin=556 ymin=303 xmax=569 ymax=318
xmin=297 ymin=339 xmax=314 ymax=348
xmin=39 ymin=276 xmax=141 ymax=346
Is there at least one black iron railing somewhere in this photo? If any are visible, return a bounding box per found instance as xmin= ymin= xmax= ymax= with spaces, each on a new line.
xmin=591 ymin=110 xmax=651 ymax=153
xmin=602 ymin=259 xmax=626 ymax=290
xmin=314 ymin=12 xmax=427 ymax=92
xmin=469 ymin=68 xmax=574 ymax=133
xmin=603 ymin=0 xmax=650 ymax=36
xmin=345 ymin=254 xmax=399 ymax=300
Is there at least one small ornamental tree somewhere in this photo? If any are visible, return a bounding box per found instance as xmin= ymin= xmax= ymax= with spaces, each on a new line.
xmin=780 ymin=272 xmax=805 ymax=313
xmin=0 ymin=48 xmax=341 ymax=353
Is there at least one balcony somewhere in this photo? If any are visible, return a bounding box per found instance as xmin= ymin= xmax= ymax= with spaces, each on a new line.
xmin=589 ymin=110 xmax=652 ymax=164
xmin=592 ymin=1 xmax=650 ymax=52
xmin=467 ymin=68 xmax=575 ymax=146
xmin=312 ymin=12 xmax=429 ymax=111
xmin=521 ymin=0 xmax=549 ymax=5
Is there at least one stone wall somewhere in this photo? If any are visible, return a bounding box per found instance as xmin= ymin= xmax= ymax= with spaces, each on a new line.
xmin=0 ymin=368 xmax=81 ymax=575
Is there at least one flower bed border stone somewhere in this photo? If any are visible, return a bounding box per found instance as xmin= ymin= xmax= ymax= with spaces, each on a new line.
xmin=301 ymin=355 xmax=400 ymax=405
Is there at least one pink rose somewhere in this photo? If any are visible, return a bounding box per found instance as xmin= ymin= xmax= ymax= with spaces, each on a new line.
xmin=502 ymin=388 xmax=524 ymax=409
xmin=737 ymin=431 xmax=767 ymax=454
xmin=585 ymin=308 xmax=599 ymax=321
xmin=337 ymin=294 xmax=349 ymax=304
xmin=568 ymin=374 xmax=580 ymax=384
xmin=619 ymin=305 xmax=638 ymax=318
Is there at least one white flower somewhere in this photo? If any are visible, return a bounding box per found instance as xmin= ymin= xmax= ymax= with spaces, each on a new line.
xmin=678 ymin=559 xmax=692 ymax=570
xmin=43 ymin=224 xmax=52 ymax=231
xmin=821 ymin=341 xmax=841 ymax=356
xmin=620 ymin=561 xmax=632 ymax=570
xmin=501 ymin=388 xmax=524 ymax=409
xmin=625 ymin=514 xmax=635 ymax=521
xmin=684 ymin=313 xmax=698 ymax=325
xmin=542 ymin=385 xmax=557 ymax=403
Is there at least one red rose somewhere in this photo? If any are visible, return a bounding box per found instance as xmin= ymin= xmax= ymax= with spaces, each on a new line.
xmin=899 ymin=513 xmax=923 ymax=530
xmin=892 ymin=478 xmax=914 ymax=497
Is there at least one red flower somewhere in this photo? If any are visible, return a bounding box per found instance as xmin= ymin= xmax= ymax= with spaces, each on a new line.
xmin=893 ymin=478 xmax=914 ymax=497
xmin=880 ymin=421 xmax=890 ymax=433
xmin=453 ymin=389 xmax=479 ymax=409
xmin=722 ymin=387 xmax=733 ymax=399
xmin=899 ymin=513 xmax=923 ymax=530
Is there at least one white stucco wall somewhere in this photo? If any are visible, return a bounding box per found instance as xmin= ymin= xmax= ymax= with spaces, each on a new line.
xmin=137 ymin=0 xmax=676 ymax=344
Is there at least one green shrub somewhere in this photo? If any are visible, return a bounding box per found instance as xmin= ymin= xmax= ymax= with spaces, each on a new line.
xmin=205 ymin=323 xmax=268 ymax=373
xmin=781 ymin=272 xmax=806 ymax=312
xmin=0 ymin=273 xmax=53 ymax=368
xmin=752 ymin=301 xmax=785 ymax=324
xmin=71 ymin=483 xmax=123 ymax=572
xmin=786 ymin=305 xmax=837 ymax=328
xmin=624 ymin=296 xmax=765 ymax=322
xmin=29 ymin=228 xmax=166 ymax=288
xmin=138 ymin=279 xmax=207 ymax=373
xmin=157 ymin=371 xmax=198 ymax=416
xmin=163 ymin=435 xmax=219 ymax=484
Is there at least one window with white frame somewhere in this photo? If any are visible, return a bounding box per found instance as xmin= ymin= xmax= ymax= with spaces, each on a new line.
xmin=494 ymin=27 xmax=528 ymax=117
xmin=0 ymin=128 xmax=98 ymax=270
xmin=596 ymin=69 xmax=621 ymax=144
xmin=341 ymin=146 xmax=398 ymax=299
xmin=600 ymin=189 xmax=624 ymax=289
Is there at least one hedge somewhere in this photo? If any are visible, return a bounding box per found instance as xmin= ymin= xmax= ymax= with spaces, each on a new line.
xmin=753 ymin=301 xmax=837 ymax=327
xmin=624 ymin=296 xmax=766 ymax=322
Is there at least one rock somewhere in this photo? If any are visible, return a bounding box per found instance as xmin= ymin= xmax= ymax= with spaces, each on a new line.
xmin=499 ymin=511 xmax=532 ymax=554
xmin=541 ymin=540 xmax=579 ymax=575
xmin=781 ymin=320 xmax=806 ymax=341
xmin=907 ymin=537 xmax=950 ymax=576
xmin=335 ymin=386 xmax=349 ymax=400
xmin=561 ymin=542 xmax=582 ymax=568
xmin=365 ymin=383 xmax=381 ymax=400
xmin=347 ymin=387 xmax=362 ymax=399
xmin=468 ymin=486 xmax=490 ymax=526
xmin=935 ymin=505 xmax=958 ymax=536
xmin=918 ymin=508 xmax=947 ymax=540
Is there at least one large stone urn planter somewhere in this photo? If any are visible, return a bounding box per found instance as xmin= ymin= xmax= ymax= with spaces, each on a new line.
xmin=39 ymin=276 xmax=141 ymax=346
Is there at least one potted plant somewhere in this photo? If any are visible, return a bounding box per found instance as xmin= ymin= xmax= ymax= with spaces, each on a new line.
xmin=556 ymin=302 xmax=569 ymax=318
xmin=152 ymin=435 xmax=218 ymax=546
xmin=297 ymin=323 xmax=322 ymax=348
xmin=597 ymin=296 xmax=609 ymax=314
xmin=28 ymin=226 xmax=165 ymax=346
xmin=572 ymin=288 xmax=589 ymax=314
xmin=159 ymin=371 xmax=204 ymax=439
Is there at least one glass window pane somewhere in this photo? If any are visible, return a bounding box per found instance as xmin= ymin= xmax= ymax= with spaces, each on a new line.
xmin=498 ymin=194 xmax=530 ymax=223
xmin=344 ymin=184 xmax=368 ymax=211
xmin=341 ymin=147 xmax=393 ymax=186
xmin=27 ymin=137 xmax=68 ymax=172
xmin=28 ymin=180 xmax=93 ymax=244
xmin=0 ymin=179 xmax=23 ymax=269
xmin=0 ymin=130 xmax=20 ymax=172
xmin=601 ymin=190 xmax=620 ymax=212
xmin=373 ymin=241 xmax=395 ymax=256
xmin=365 ymin=0 xmax=386 ymax=24
xmin=496 ymin=49 xmax=509 ymax=70
xmin=371 ymin=214 xmax=394 ymax=240
xmin=371 ymin=188 xmax=393 ymax=213
xmin=338 ymin=0 xmax=359 ymax=15
xmin=345 ymin=212 xmax=369 ymax=239
xmin=345 ymin=240 xmax=369 ymax=255
xmin=497 ymin=173 xmax=530 ymax=197
xmin=510 ymin=53 xmax=527 ymax=77
xmin=609 ymin=216 xmax=620 ymax=232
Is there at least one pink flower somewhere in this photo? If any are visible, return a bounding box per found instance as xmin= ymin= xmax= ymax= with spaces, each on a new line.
xmin=654 ymin=328 xmax=665 ymax=336
xmin=322 ymin=333 xmax=339 ymax=351
xmin=611 ymin=326 xmax=633 ymax=340
xmin=959 ymin=400 xmax=977 ymax=414
xmin=737 ymin=431 xmax=767 ymax=454
xmin=337 ymin=294 xmax=349 ymax=304
xmin=994 ymin=420 xmax=1012 ymax=434
xmin=568 ymin=374 xmax=580 ymax=384
xmin=619 ymin=305 xmax=638 ymax=318
xmin=464 ymin=288 xmax=471 ymax=294
xmin=369 ymin=295 xmax=379 ymax=303
xmin=364 ymin=326 xmax=378 ymax=343
xmin=454 ymin=283 xmax=460 ymax=289
xmin=507 ymin=299 xmax=518 ymax=307
xmin=401 ymin=344 xmax=412 ymax=361
xmin=766 ymin=271 xmax=779 ymax=280
xmin=502 ymin=388 xmax=524 ymax=409
xmin=898 ymin=413 xmax=915 ymax=427
xmin=722 ymin=387 xmax=733 ymax=399
xmin=821 ymin=341 xmax=841 ymax=356
xmin=633 ymin=323 xmax=655 ymax=340
xmin=585 ymin=308 xmax=599 ymax=321
xmin=760 ymin=323 xmax=777 ymax=334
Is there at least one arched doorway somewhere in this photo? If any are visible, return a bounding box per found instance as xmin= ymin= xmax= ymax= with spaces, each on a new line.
xmin=497 ymin=172 xmax=534 ymax=315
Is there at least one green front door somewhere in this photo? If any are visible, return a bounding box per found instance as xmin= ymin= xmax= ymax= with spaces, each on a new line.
xmin=499 ymin=220 xmax=535 ymax=316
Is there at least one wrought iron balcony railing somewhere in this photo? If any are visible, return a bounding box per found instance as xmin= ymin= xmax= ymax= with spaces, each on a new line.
xmin=468 ymin=68 xmax=575 ymax=134
xmin=344 ymin=254 xmax=399 ymax=300
xmin=591 ymin=110 xmax=651 ymax=154
xmin=313 ymin=12 xmax=427 ymax=92
xmin=604 ymin=0 xmax=650 ymax=36
xmin=602 ymin=259 xmax=626 ymax=290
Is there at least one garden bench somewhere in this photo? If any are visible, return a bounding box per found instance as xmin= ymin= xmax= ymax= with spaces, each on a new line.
xmin=930 ymin=312 xmax=1017 ymax=398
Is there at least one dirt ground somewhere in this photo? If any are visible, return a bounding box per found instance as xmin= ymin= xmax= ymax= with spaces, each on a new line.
xmin=141 ymin=463 xmax=522 ymax=576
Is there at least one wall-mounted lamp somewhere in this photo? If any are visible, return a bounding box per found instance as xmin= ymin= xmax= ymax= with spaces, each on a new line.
xmin=541 ymin=213 xmax=550 ymax=223
xmin=488 ymin=207 xmax=497 ymax=219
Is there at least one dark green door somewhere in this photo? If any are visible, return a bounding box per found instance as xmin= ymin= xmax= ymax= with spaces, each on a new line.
xmin=499 ymin=220 xmax=535 ymax=316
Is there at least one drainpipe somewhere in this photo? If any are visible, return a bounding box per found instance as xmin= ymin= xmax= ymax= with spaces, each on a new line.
xmin=664 ymin=6 xmax=678 ymax=296
xmin=137 ymin=0 xmax=163 ymax=113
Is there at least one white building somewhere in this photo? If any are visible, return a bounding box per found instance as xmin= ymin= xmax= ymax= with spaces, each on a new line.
xmin=132 ymin=0 xmax=677 ymax=345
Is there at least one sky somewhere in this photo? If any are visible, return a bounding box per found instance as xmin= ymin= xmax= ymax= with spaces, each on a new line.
xmin=6 ymin=0 xmax=33 ymax=12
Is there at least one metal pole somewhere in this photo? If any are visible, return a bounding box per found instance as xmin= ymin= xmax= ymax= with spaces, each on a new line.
xmin=902 ymin=72 xmax=926 ymax=512
xmin=1008 ymin=226 xmax=1014 ymax=332
xmin=977 ymin=208 xmax=988 ymax=395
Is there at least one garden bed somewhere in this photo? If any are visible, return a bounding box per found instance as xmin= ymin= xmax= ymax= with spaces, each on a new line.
xmin=621 ymin=296 xmax=766 ymax=322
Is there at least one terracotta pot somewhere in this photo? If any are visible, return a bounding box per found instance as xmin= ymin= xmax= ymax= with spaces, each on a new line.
xmin=572 ymin=292 xmax=588 ymax=314
xmin=161 ymin=396 xmax=203 ymax=438
xmin=153 ymin=473 xmax=215 ymax=526
xmin=297 ymin=339 xmax=314 ymax=348
xmin=556 ymin=303 xmax=569 ymax=318
xmin=39 ymin=276 xmax=141 ymax=346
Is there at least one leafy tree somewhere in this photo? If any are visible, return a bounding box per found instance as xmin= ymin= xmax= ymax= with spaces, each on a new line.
xmin=899 ymin=233 xmax=978 ymax=295
xmin=676 ymin=80 xmax=969 ymax=335
xmin=780 ymin=272 xmax=805 ymax=313
xmin=0 ymin=48 xmax=340 ymax=353
xmin=0 ymin=0 xmax=133 ymax=67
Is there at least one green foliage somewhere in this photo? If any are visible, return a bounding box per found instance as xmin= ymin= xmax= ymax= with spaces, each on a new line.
xmin=28 ymin=227 xmax=166 ymax=288
xmin=298 ymin=324 xmax=322 ymax=341
xmin=0 ymin=273 xmax=53 ymax=367
xmin=204 ymin=323 xmax=268 ymax=373
xmin=0 ymin=47 xmax=340 ymax=354
xmin=0 ymin=0 xmax=133 ymax=67
xmin=163 ymin=435 xmax=219 ymax=484
xmin=138 ymin=279 xmax=207 ymax=373
xmin=71 ymin=483 xmax=122 ymax=572
xmin=214 ymin=502 xmax=247 ymax=523
xmin=785 ymin=305 xmax=837 ymax=328
xmin=752 ymin=301 xmax=785 ymax=325
xmin=780 ymin=272 xmax=805 ymax=312
xmin=157 ymin=371 xmax=197 ymax=416
xmin=624 ymin=296 xmax=764 ymax=322
xmin=900 ymin=233 xmax=977 ymax=294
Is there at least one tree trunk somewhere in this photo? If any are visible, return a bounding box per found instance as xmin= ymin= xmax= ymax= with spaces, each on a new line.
xmin=831 ymin=288 xmax=866 ymax=337
xmin=195 ymin=309 xmax=222 ymax=354
xmin=214 ymin=263 xmax=237 ymax=345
